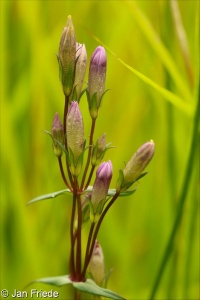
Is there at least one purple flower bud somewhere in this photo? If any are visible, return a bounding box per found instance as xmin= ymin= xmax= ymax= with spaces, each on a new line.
xmin=89 ymin=240 xmax=105 ymax=286
xmin=122 ymin=140 xmax=155 ymax=187
xmin=88 ymin=46 xmax=107 ymax=119
xmin=51 ymin=113 xmax=64 ymax=157
xmin=90 ymin=160 xmax=112 ymax=221
xmin=73 ymin=43 xmax=87 ymax=101
xmin=58 ymin=16 xmax=76 ymax=96
xmin=66 ymin=101 xmax=84 ymax=165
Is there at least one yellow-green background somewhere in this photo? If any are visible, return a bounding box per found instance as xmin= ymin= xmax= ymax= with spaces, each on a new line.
xmin=0 ymin=1 xmax=199 ymax=299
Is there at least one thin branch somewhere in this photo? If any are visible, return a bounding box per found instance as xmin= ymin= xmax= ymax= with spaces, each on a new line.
xmin=58 ymin=157 xmax=72 ymax=191
xmin=82 ymin=192 xmax=120 ymax=277
xmin=80 ymin=119 xmax=96 ymax=190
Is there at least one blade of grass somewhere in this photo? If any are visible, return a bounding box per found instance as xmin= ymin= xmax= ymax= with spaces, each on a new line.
xmin=82 ymin=27 xmax=193 ymax=116
xmin=149 ymin=30 xmax=199 ymax=297
xmin=170 ymin=0 xmax=194 ymax=88
xmin=182 ymin=169 xmax=198 ymax=299
xmin=125 ymin=1 xmax=192 ymax=102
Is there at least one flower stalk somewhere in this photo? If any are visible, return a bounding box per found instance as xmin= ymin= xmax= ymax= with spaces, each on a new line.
xmin=33 ymin=15 xmax=155 ymax=300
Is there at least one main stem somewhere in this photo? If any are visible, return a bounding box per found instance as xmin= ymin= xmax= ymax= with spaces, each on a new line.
xmin=69 ymin=189 xmax=76 ymax=280
xmin=76 ymin=190 xmax=82 ymax=281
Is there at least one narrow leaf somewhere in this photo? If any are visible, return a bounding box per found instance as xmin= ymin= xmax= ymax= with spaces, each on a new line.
xmin=73 ymin=279 xmax=126 ymax=300
xmin=28 ymin=275 xmax=72 ymax=287
xmin=27 ymin=189 xmax=71 ymax=205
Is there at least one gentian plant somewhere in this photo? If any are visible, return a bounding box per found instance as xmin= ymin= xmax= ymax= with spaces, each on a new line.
xmin=28 ymin=16 xmax=155 ymax=300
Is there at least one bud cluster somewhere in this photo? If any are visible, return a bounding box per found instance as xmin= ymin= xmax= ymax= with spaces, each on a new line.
xmin=43 ymin=15 xmax=155 ymax=288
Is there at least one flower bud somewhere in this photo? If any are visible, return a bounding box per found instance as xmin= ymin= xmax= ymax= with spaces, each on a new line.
xmin=58 ymin=16 xmax=76 ymax=96
xmin=90 ymin=160 xmax=112 ymax=222
xmin=121 ymin=140 xmax=155 ymax=190
xmin=51 ymin=113 xmax=64 ymax=157
xmin=66 ymin=101 xmax=84 ymax=176
xmin=91 ymin=133 xmax=107 ymax=166
xmin=89 ymin=240 xmax=105 ymax=286
xmin=72 ymin=43 xmax=87 ymax=101
xmin=88 ymin=46 xmax=107 ymax=119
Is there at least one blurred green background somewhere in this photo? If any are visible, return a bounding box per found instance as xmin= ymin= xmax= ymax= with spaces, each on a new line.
xmin=0 ymin=1 xmax=199 ymax=299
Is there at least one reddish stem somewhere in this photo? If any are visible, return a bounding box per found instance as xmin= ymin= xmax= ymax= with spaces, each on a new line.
xmin=80 ymin=119 xmax=96 ymax=190
xmin=81 ymin=192 xmax=120 ymax=278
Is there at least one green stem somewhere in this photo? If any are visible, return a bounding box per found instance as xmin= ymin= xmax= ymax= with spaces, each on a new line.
xmin=80 ymin=119 xmax=96 ymax=190
xmin=149 ymin=92 xmax=200 ymax=299
xmin=82 ymin=192 xmax=120 ymax=277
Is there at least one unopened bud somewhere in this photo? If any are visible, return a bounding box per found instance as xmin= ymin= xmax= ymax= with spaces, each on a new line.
xmin=90 ymin=160 xmax=112 ymax=222
xmin=66 ymin=101 xmax=84 ymax=176
xmin=72 ymin=43 xmax=87 ymax=101
xmin=58 ymin=16 xmax=76 ymax=96
xmin=51 ymin=113 xmax=64 ymax=157
xmin=121 ymin=140 xmax=155 ymax=190
xmin=92 ymin=133 xmax=107 ymax=166
xmin=87 ymin=46 xmax=107 ymax=119
xmin=89 ymin=240 xmax=105 ymax=286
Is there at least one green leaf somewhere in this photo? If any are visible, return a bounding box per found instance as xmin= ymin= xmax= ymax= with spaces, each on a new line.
xmin=28 ymin=276 xmax=126 ymax=299
xmin=27 ymin=189 xmax=71 ymax=205
xmin=116 ymin=169 xmax=124 ymax=192
xmin=28 ymin=275 xmax=72 ymax=287
xmin=73 ymin=279 xmax=126 ymax=300
xmin=135 ymin=171 xmax=149 ymax=181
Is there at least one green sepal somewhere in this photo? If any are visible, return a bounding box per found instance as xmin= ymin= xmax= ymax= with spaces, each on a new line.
xmin=86 ymin=90 xmax=98 ymax=119
xmin=99 ymin=88 xmax=110 ymax=107
xmin=95 ymin=199 xmax=105 ymax=215
xmin=82 ymin=202 xmax=90 ymax=225
xmin=63 ymin=61 xmax=74 ymax=96
xmin=56 ymin=140 xmax=70 ymax=164
xmin=44 ymin=130 xmax=53 ymax=139
xmin=73 ymin=140 xmax=86 ymax=177
xmin=88 ymin=197 xmax=105 ymax=223
xmin=116 ymin=169 xmax=124 ymax=192
xmin=57 ymin=55 xmax=63 ymax=83
xmin=71 ymin=84 xmax=78 ymax=102
xmin=44 ymin=130 xmax=63 ymax=157
xmin=92 ymin=142 xmax=113 ymax=167
xmin=91 ymin=142 xmax=98 ymax=165
xmin=79 ymin=86 xmax=87 ymax=102
xmin=120 ymin=172 xmax=149 ymax=193
xmin=95 ymin=143 xmax=113 ymax=165
xmin=68 ymin=147 xmax=75 ymax=171
xmin=135 ymin=171 xmax=149 ymax=181
xmin=88 ymin=199 xmax=95 ymax=222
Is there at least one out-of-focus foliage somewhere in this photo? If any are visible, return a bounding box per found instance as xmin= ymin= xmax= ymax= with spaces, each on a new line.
xmin=0 ymin=1 xmax=199 ymax=299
